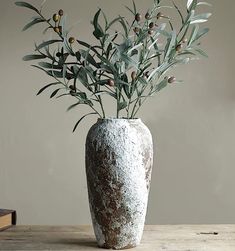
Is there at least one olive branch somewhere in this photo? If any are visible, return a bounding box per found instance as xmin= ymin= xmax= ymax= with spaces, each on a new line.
xmin=15 ymin=0 xmax=211 ymax=131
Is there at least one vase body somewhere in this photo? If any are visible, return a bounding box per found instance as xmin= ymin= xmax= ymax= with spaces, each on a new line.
xmin=85 ymin=118 xmax=153 ymax=250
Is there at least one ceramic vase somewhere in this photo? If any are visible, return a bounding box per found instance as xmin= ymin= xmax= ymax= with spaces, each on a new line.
xmin=85 ymin=118 xmax=153 ymax=249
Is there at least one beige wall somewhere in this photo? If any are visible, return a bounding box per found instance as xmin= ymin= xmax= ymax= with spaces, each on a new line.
xmin=0 ymin=0 xmax=234 ymax=225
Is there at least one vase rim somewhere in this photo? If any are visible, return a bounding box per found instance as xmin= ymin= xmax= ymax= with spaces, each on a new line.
xmin=97 ymin=117 xmax=141 ymax=122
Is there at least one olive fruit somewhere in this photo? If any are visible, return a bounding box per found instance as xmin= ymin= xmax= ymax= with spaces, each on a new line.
xmin=135 ymin=13 xmax=141 ymax=22
xmin=131 ymin=71 xmax=137 ymax=80
xmin=107 ymin=79 xmax=115 ymax=87
xmin=53 ymin=14 xmax=60 ymax=22
xmin=176 ymin=44 xmax=183 ymax=52
xmin=58 ymin=26 xmax=62 ymax=33
xmin=145 ymin=12 xmax=151 ymax=20
xmin=145 ymin=71 xmax=150 ymax=78
xmin=133 ymin=27 xmax=140 ymax=33
xmin=56 ymin=52 xmax=61 ymax=57
xmin=54 ymin=27 xmax=60 ymax=33
xmin=149 ymin=22 xmax=154 ymax=29
xmin=168 ymin=76 xmax=176 ymax=83
xmin=68 ymin=37 xmax=75 ymax=44
xmin=148 ymin=30 xmax=154 ymax=35
xmin=58 ymin=9 xmax=64 ymax=16
xmin=157 ymin=12 xmax=163 ymax=19
xmin=182 ymin=37 xmax=188 ymax=43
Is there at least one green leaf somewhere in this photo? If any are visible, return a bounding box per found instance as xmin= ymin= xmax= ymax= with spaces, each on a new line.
xmin=138 ymin=76 xmax=148 ymax=85
xmin=93 ymin=28 xmax=104 ymax=39
xmin=36 ymin=82 xmax=60 ymax=96
xmin=23 ymin=54 xmax=46 ymax=61
xmin=117 ymin=101 xmax=127 ymax=112
xmin=188 ymin=24 xmax=199 ymax=46
xmin=194 ymin=47 xmax=208 ymax=57
xmin=107 ymin=17 xmax=124 ymax=30
xmin=125 ymin=5 xmax=135 ymax=15
xmin=42 ymin=26 xmax=52 ymax=35
xmin=38 ymin=62 xmax=61 ymax=69
xmin=77 ymin=67 xmax=88 ymax=85
xmin=132 ymin=0 xmax=137 ymax=14
xmin=93 ymin=9 xmax=104 ymax=39
xmin=101 ymin=10 xmax=108 ymax=29
xmin=80 ymin=49 xmax=99 ymax=68
xmin=155 ymin=78 xmax=168 ymax=92
xmin=43 ymin=45 xmax=54 ymax=60
xmin=94 ymin=91 xmax=117 ymax=99
xmin=22 ymin=17 xmax=45 ymax=31
xmin=96 ymin=54 xmax=117 ymax=74
xmin=164 ymin=31 xmax=176 ymax=60
xmin=193 ymin=27 xmax=209 ymax=43
xmin=73 ymin=113 xmax=97 ymax=132
xmin=67 ymin=102 xmax=80 ymax=112
xmin=187 ymin=0 xmax=194 ymax=9
xmin=93 ymin=9 xmax=101 ymax=30
xmin=76 ymin=40 xmax=101 ymax=55
xmin=75 ymin=51 xmax=81 ymax=61
xmin=47 ymin=70 xmax=64 ymax=78
xmin=190 ymin=13 xmax=212 ymax=24
xmin=197 ymin=2 xmax=212 ymax=6
xmin=37 ymin=40 xmax=61 ymax=50
xmin=123 ymin=84 xmax=130 ymax=99
xmin=172 ymin=1 xmax=184 ymax=24
xmin=15 ymin=1 xmax=38 ymax=13
xmin=121 ymin=53 xmax=139 ymax=70
xmin=119 ymin=18 xmax=128 ymax=37
xmin=50 ymin=88 xmax=61 ymax=98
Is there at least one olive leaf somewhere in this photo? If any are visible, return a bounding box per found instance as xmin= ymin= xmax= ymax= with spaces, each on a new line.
xmin=93 ymin=9 xmax=104 ymax=39
xmin=77 ymin=40 xmax=101 ymax=55
xmin=164 ymin=31 xmax=176 ymax=60
xmin=36 ymin=82 xmax=61 ymax=96
xmin=50 ymin=88 xmax=61 ymax=98
xmin=80 ymin=49 xmax=99 ymax=68
xmin=18 ymin=0 xmax=211 ymax=121
xmin=117 ymin=101 xmax=128 ymax=112
xmin=36 ymin=40 xmax=62 ymax=50
xmin=197 ymin=2 xmax=212 ymax=6
xmin=38 ymin=62 xmax=61 ymax=69
xmin=190 ymin=13 xmax=212 ymax=24
xmin=187 ymin=0 xmax=194 ymax=10
xmin=107 ymin=16 xmax=124 ymax=30
xmin=22 ymin=17 xmax=45 ymax=31
xmin=15 ymin=1 xmax=39 ymax=13
xmin=67 ymin=102 xmax=81 ymax=112
xmin=73 ymin=113 xmax=97 ymax=132
xmin=23 ymin=54 xmax=46 ymax=61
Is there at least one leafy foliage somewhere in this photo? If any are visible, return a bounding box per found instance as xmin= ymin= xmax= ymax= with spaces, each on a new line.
xmin=16 ymin=0 xmax=211 ymax=131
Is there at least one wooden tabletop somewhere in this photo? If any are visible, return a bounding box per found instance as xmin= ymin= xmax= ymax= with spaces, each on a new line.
xmin=0 ymin=225 xmax=235 ymax=251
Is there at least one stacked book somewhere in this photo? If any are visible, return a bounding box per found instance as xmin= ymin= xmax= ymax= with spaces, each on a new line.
xmin=0 ymin=209 xmax=16 ymax=231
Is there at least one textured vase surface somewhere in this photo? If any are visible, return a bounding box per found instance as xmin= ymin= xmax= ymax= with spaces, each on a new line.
xmin=85 ymin=118 xmax=153 ymax=249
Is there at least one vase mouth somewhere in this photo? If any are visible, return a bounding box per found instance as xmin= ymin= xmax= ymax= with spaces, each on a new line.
xmin=97 ymin=117 xmax=141 ymax=122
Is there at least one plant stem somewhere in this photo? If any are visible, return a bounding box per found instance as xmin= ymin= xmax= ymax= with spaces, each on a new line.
xmin=99 ymin=96 xmax=105 ymax=118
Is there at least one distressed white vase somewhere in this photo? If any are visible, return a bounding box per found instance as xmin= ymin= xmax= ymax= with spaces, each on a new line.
xmin=85 ymin=118 xmax=153 ymax=249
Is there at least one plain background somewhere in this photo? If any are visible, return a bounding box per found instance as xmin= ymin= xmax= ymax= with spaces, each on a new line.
xmin=0 ymin=0 xmax=234 ymax=225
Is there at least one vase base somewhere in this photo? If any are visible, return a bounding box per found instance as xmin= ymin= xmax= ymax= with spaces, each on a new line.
xmin=98 ymin=243 xmax=137 ymax=250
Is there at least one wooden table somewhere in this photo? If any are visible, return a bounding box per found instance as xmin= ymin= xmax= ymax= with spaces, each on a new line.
xmin=0 ymin=225 xmax=235 ymax=250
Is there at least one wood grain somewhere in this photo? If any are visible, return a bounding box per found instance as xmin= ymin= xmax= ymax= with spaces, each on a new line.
xmin=0 ymin=225 xmax=234 ymax=251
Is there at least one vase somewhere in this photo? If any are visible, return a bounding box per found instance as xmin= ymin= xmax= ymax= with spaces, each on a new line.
xmin=85 ymin=118 xmax=153 ymax=249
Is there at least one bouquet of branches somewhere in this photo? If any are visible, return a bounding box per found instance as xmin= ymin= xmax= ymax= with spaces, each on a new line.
xmin=15 ymin=0 xmax=211 ymax=131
